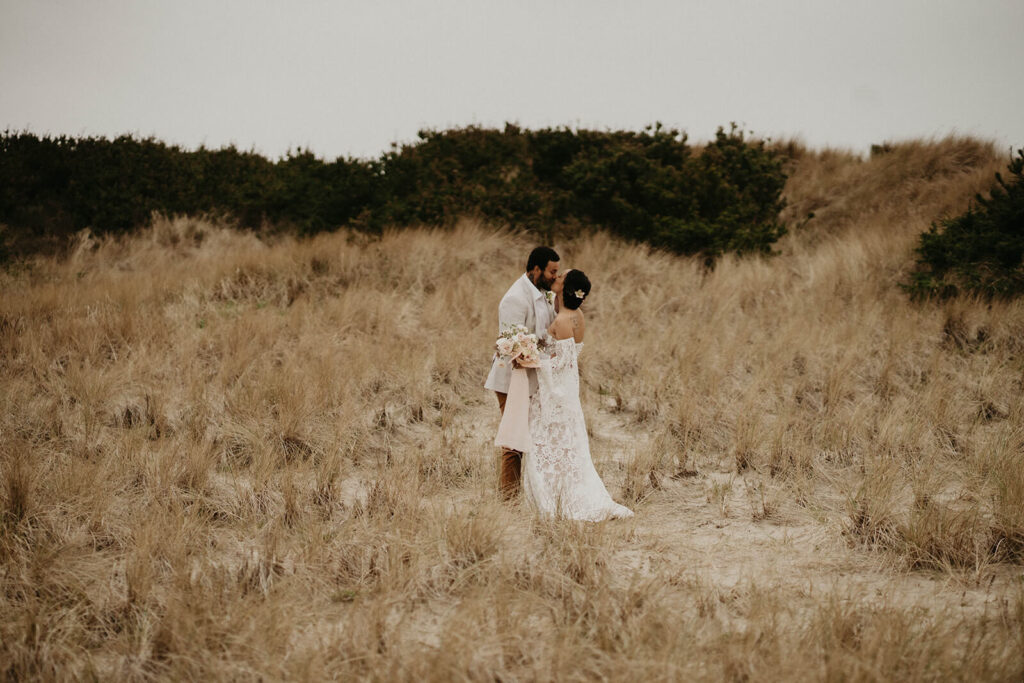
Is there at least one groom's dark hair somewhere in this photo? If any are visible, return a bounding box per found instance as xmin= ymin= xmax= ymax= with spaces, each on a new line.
xmin=526 ymin=246 xmax=559 ymax=273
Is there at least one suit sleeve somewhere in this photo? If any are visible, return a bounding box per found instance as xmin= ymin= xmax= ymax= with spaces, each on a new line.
xmin=497 ymin=290 xmax=529 ymax=332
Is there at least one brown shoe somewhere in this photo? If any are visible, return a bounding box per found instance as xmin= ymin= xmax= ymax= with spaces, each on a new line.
xmin=499 ymin=449 xmax=522 ymax=500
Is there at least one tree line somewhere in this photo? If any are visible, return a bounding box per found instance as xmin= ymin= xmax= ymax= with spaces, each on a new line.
xmin=5 ymin=124 xmax=1015 ymax=298
xmin=0 ymin=123 xmax=787 ymax=259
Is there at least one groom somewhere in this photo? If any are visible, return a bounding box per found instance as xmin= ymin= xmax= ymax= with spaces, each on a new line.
xmin=484 ymin=246 xmax=560 ymax=500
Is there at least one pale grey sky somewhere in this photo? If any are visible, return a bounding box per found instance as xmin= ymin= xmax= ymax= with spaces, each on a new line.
xmin=2 ymin=0 xmax=1021 ymax=160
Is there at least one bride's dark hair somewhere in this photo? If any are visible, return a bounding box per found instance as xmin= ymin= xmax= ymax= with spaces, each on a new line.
xmin=562 ymin=270 xmax=591 ymax=310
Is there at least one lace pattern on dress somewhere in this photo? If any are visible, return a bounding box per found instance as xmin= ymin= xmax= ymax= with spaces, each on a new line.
xmin=523 ymin=337 xmax=633 ymax=521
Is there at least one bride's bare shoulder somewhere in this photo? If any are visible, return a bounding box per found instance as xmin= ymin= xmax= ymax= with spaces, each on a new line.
xmin=549 ymin=314 xmax=576 ymax=341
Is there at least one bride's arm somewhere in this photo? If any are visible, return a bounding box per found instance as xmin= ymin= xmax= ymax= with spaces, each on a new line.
xmin=573 ymin=311 xmax=585 ymax=343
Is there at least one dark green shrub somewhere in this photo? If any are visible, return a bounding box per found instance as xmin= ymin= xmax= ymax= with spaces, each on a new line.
xmin=906 ymin=149 xmax=1024 ymax=299
xmin=0 ymin=131 xmax=379 ymax=240
xmin=1 ymin=124 xmax=789 ymax=260
xmin=376 ymin=124 xmax=537 ymax=227
xmin=559 ymin=126 xmax=697 ymax=243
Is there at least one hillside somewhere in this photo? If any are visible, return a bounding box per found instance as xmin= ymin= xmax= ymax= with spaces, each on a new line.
xmin=2 ymin=137 xmax=1022 ymax=679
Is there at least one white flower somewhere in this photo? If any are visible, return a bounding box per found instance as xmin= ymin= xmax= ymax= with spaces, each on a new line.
xmin=545 ymin=290 xmax=555 ymax=305
xmin=574 ymin=290 xmax=586 ymax=300
xmin=496 ymin=338 xmax=514 ymax=356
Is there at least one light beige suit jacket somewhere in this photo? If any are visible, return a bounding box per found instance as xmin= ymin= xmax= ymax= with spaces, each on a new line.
xmin=483 ymin=273 xmax=555 ymax=395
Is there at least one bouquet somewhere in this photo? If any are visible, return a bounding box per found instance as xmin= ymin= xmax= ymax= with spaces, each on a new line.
xmin=495 ymin=324 xmax=540 ymax=368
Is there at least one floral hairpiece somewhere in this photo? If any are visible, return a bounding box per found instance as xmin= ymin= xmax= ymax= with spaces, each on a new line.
xmin=574 ymin=290 xmax=586 ymax=300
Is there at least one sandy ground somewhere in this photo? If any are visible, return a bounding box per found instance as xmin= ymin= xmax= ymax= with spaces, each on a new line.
xmin=448 ymin=392 xmax=1023 ymax=624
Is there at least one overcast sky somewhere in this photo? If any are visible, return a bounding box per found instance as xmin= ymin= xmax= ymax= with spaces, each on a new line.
xmin=2 ymin=0 xmax=1022 ymax=161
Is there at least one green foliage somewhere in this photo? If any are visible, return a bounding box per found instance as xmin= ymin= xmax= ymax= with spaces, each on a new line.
xmin=906 ymin=149 xmax=1024 ymax=299
xmin=375 ymin=124 xmax=539 ymax=227
xmin=376 ymin=123 xmax=787 ymax=257
xmin=0 ymin=124 xmax=788 ymax=259
xmin=0 ymin=132 xmax=377 ymax=239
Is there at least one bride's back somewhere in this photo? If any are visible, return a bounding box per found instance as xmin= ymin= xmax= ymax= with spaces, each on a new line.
xmin=547 ymin=308 xmax=584 ymax=343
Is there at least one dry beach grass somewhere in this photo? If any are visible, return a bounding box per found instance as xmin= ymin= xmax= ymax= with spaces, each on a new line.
xmin=2 ymin=136 xmax=1023 ymax=680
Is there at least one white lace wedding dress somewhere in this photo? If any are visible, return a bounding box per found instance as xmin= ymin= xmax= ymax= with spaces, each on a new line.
xmin=522 ymin=336 xmax=634 ymax=521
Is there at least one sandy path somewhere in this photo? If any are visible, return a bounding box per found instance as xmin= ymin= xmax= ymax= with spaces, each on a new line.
xmin=460 ymin=395 xmax=1021 ymax=620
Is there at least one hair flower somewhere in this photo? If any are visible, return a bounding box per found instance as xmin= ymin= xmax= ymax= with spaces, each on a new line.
xmin=574 ymin=290 xmax=586 ymax=300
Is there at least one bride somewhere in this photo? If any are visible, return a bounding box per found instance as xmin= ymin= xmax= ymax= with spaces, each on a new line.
xmin=521 ymin=269 xmax=634 ymax=521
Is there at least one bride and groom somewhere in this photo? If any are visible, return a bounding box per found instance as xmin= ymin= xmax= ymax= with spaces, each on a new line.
xmin=484 ymin=247 xmax=633 ymax=521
